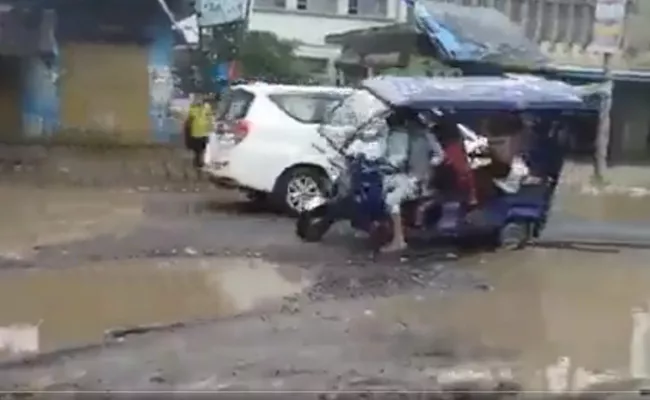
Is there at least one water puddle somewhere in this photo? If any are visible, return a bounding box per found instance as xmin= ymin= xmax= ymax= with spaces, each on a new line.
xmin=0 ymin=187 xmax=143 ymax=256
xmin=556 ymin=190 xmax=650 ymax=223
xmin=374 ymin=248 xmax=650 ymax=389
xmin=0 ymin=257 xmax=306 ymax=356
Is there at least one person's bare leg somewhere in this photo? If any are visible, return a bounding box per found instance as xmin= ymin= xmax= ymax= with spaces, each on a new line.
xmin=382 ymin=211 xmax=407 ymax=252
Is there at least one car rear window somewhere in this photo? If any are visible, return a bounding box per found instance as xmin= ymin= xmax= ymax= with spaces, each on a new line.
xmin=268 ymin=93 xmax=346 ymax=124
xmin=216 ymin=89 xmax=254 ymax=120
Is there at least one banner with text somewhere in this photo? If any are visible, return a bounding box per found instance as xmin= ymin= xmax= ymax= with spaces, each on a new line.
xmin=196 ymin=0 xmax=248 ymax=27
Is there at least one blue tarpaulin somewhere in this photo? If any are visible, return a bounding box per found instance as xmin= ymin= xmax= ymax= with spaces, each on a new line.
xmin=403 ymin=0 xmax=547 ymax=67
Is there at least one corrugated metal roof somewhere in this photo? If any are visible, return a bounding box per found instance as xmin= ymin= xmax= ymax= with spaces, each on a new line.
xmin=417 ymin=1 xmax=547 ymax=66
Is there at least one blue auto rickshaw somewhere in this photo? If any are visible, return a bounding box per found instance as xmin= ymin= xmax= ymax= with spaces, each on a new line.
xmin=296 ymin=75 xmax=595 ymax=250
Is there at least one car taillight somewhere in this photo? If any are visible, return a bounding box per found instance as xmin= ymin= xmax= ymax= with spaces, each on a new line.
xmin=232 ymin=119 xmax=250 ymax=143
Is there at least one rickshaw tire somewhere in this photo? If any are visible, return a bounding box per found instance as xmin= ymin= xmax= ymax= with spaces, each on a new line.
xmin=296 ymin=209 xmax=332 ymax=242
xmin=499 ymin=220 xmax=531 ymax=251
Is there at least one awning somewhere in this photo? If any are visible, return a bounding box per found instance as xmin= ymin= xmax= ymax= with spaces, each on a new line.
xmin=326 ymin=0 xmax=548 ymax=70
xmin=0 ymin=8 xmax=57 ymax=56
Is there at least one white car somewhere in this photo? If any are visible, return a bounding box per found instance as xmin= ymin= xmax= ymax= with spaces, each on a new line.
xmin=203 ymin=83 xmax=353 ymax=215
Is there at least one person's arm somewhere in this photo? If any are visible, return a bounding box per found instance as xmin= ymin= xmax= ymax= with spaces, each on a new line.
xmin=426 ymin=132 xmax=445 ymax=166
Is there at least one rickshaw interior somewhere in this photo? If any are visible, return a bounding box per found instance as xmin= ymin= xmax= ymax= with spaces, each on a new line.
xmin=320 ymin=76 xmax=597 ymax=248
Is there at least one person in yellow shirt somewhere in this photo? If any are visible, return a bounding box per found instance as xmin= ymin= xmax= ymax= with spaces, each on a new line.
xmin=185 ymin=94 xmax=214 ymax=170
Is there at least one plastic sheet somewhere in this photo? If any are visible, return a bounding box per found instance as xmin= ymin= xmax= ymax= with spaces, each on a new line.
xmin=362 ymin=76 xmax=587 ymax=110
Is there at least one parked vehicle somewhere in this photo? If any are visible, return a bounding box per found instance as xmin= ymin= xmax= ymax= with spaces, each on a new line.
xmin=203 ymin=83 xmax=353 ymax=214
xmin=296 ymin=76 xmax=595 ymax=251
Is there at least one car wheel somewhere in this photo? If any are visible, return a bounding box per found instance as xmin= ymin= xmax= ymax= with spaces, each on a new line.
xmin=274 ymin=167 xmax=328 ymax=216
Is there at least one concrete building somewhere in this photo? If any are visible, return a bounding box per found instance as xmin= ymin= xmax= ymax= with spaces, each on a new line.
xmin=0 ymin=0 xmax=187 ymax=144
xmin=248 ymin=0 xmax=409 ymax=81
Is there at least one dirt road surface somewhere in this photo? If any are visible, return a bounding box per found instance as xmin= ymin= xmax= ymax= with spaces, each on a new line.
xmin=0 ymin=184 xmax=649 ymax=396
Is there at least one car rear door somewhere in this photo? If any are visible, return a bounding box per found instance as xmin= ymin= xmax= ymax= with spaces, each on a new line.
xmin=204 ymin=88 xmax=255 ymax=166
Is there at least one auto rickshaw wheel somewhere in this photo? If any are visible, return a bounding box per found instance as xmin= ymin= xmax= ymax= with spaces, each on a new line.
xmin=296 ymin=208 xmax=333 ymax=243
xmin=499 ymin=221 xmax=531 ymax=250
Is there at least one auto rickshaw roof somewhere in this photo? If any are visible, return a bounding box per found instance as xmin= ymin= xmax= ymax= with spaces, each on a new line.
xmin=361 ymin=76 xmax=588 ymax=111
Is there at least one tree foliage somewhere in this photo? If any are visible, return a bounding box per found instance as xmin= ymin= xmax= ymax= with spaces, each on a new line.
xmin=237 ymin=30 xmax=311 ymax=82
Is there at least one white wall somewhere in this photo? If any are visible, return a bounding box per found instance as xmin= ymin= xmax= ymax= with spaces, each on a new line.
xmin=249 ymin=10 xmax=399 ymax=59
xmin=249 ymin=0 xmax=406 ymax=80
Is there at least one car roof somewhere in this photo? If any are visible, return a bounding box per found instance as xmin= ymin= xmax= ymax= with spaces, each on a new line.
xmin=230 ymin=83 xmax=354 ymax=96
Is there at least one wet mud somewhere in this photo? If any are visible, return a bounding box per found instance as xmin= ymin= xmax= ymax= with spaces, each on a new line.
xmin=0 ymin=185 xmax=650 ymax=393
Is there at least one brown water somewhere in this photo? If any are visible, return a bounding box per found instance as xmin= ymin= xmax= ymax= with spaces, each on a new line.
xmin=0 ymin=257 xmax=306 ymax=353
xmin=2 ymin=185 xmax=650 ymax=387
xmin=375 ymin=248 xmax=650 ymax=389
xmin=556 ymin=190 xmax=650 ymax=223
xmin=0 ymin=187 xmax=143 ymax=256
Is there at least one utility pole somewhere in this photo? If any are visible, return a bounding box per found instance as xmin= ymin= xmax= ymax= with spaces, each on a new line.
xmin=590 ymin=0 xmax=626 ymax=184
xmin=194 ymin=0 xmax=251 ymax=91
xmin=231 ymin=0 xmax=252 ymax=81
xmin=594 ymin=52 xmax=613 ymax=184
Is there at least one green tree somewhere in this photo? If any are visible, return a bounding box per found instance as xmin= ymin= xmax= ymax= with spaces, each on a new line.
xmin=237 ymin=30 xmax=310 ymax=82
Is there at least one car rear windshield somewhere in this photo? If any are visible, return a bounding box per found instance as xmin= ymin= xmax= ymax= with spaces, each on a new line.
xmin=269 ymin=92 xmax=346 ymax=124
xmin=216 ymin=89 xmax=254 ymax=120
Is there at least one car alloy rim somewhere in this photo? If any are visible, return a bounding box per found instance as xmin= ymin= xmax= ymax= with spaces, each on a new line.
xmin=286 ymin=175 xmax=321 ymax=212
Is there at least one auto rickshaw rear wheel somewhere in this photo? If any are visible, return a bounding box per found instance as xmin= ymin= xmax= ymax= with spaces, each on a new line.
xmin=499 ymin=220 xmax=531 ymax=250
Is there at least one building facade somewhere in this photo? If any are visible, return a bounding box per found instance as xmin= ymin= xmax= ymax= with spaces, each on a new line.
xmin=326 ymin=0 xmax=650 ymax=161
xmin=249 ymin=0 xmax=409 ymax=81
xmin=0 ymin=0 xmax=185 ymax=144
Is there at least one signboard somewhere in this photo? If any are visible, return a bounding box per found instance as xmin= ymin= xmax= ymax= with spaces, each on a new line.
xmin=589 ymin=0 xmax=627 ymax=54
xmin=176 ymin=15 xmax=199 ymax=44
xmin=195 ymin=0 xmax=248 ymax=27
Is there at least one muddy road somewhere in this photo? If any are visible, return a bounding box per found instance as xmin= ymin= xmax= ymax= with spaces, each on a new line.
xmin=1 ymin=185 xmax=650 ymax=394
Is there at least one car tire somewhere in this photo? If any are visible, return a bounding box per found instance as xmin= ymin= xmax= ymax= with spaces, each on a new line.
xmin=499 ymin=220 xmax=531 ymax=250
xmin=274 ymin=166 xmax=329 ymax=217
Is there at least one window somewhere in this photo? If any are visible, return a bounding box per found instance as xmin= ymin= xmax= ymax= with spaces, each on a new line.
xmin=269 ymin=93 xmax=347 ymax=124
xmin=351 ymin=0 xmax=387 ymax=17
xmin=297 ymin=0 xmax=307 ymax=10
xmin=216 ymin=89 xmax=254 ymax=120
xmin=254 ymin=0 xmax=286 ymax=9
xmin=298 ymin=57 xmax=329 ymax=75
xmin=325 ymin=89 xmax=387 ymax=127
xmin=348 ymin=0 xmax=358 ymax=15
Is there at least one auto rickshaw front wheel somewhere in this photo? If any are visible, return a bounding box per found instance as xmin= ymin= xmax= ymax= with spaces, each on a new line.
xmin=498 ymin=220 xmax=532 ymax=250
xmin=296 ymin=207 xmax=333 ymax=243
